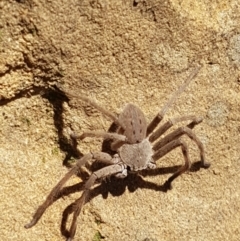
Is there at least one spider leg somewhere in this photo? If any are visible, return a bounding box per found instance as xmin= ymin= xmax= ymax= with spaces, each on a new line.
xmin=71 ymin=131 xmax=127 ymax=142
xmin=152 ymin=126 xmax=210 ymax=168
xmin=24 ymin=152 xmax=118 ymax=229
xmin=152 ymin=139 xmax=190 ymax=190
xmin=147 ymin=66 xmax=202 ymax=136
xmin=149 ymin=115 xmax=203 ymax=142
xmin=65 ymin=164 xmax=126 ymax=241
xmin=61 ymin=86 xmax=126 ymax=130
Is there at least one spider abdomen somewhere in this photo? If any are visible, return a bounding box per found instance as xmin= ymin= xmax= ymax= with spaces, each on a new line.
xmin=118 ymin=104 xmax=147 ymax=143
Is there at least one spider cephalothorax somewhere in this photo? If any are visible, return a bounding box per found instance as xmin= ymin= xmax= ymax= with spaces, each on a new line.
xmin=25 ymin=66 xmax=210 ymax=241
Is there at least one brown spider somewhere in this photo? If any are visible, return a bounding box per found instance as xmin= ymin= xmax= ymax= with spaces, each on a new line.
xmin=25 ymin=66 xmax=210 ymax=240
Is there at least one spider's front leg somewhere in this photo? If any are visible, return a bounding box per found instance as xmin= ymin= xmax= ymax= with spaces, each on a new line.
xmin=64 ymin=163 xmax=127 ymax=241
xmin=24 ymin=151 xmax=119 ymax=230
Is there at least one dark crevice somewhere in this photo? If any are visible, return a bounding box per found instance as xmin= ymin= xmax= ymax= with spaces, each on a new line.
xmin=0 ymin=85 xmax=49 ymax=106
xmin=0 ymin=64 xmax=25 ymax=78
xmin=133 ymin=0 xmax=138 ymax=7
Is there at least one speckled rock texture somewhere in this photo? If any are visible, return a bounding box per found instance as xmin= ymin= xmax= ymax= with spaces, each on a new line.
xmin=0 ymin=0 xmax=239 ymax=241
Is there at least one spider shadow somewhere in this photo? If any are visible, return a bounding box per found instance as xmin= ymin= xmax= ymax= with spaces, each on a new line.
xmin=42 ymin=87 xmax=85 ymax=166
xmin=58 ymin=171 xmax=168 ymax=238
xmin=58 ymin=160 xmax=203 ymax=238
xmin=0 ymin=85 xmax=84 ymax=167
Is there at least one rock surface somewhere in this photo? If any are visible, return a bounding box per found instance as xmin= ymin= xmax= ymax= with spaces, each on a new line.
xmin=0 ymin=0 xmax=239 ymax=241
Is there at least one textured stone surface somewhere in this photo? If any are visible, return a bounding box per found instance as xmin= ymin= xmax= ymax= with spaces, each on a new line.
xmin=0 ymin=0 xmax=240 ymax=241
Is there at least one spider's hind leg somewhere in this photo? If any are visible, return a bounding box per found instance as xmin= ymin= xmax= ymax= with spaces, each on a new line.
xmin=64 ymin=163 xmax=126 ymax=240
xmin=152 ymin=126 xmax=210 ymax=168
xmin=147 ymin=66 xmax=202 ymax=136
xmin=149 ymin=115 xmax=203 ymax=143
